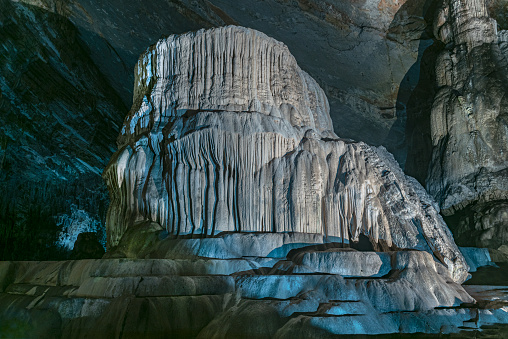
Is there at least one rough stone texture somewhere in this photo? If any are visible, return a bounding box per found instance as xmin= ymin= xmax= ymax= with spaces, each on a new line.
xmin=103 ymin=26 xmax=469 ymax=283
xmin=459 ymin=246 xmax=495 ymax=272
xmin=290 ymin=249 xmax=392 ymax=276
xmin=1 ymin=248 xmax=507 ymax=337
xmin=425 ymin=0 xmax=508 ymax=248
xmin=489 ymin=0 xmax=508 ymax=30
xmin=14 ymin=0 xmax=432 ymax=163
xmin=5 ymin=0 xmax=508 ymax=257
xmin=0 ymin=0 xmax=126 ymax=260
xmin=71 ymin=232 xmax=106 ymax=260
xmin=1 ymin=0 xmax=437 ymax=260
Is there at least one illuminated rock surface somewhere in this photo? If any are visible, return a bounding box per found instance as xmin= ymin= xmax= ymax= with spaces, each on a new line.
xmin=425 ymin=0 xmax=508 ymax=249
xmin=2 ymin=0 xmax=506 ymax=265
xmin=12 ymin=0 xmax=432 ymax=156
xmin=0 ymin=0 xmax=433 ymax=259
xmin=0 ymin=249 xmax=507 ymax=337
xmin=103 ymin=26 xmax=468 ymax=283
xmin=2 ymin=14 xmax=508 ymax=337
xmin=3 ymin=0 xmax=508 ymax=261
xmin=0 ymin=0 xmax=430 ymax=260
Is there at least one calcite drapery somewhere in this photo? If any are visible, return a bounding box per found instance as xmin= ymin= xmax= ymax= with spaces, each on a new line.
xmin=103 ymin=26 xmax=468 ymax=283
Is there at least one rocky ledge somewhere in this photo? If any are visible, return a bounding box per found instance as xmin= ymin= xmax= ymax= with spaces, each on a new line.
xmin=0 ymin=240 xmax=507 ymax=338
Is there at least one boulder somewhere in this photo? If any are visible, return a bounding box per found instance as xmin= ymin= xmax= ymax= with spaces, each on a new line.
xmin=71 ymin=232 xmax=105 ymax=260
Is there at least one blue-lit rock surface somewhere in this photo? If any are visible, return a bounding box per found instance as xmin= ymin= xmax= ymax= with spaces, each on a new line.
xmin=0 ymin=0 xmax=126 ymax=259
xmin=103 ymin=25 xmax=468 ymax=283
xmin=0 ymin=246 xmax=507 ymax=337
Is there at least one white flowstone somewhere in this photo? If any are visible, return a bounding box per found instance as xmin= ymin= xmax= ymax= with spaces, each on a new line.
xmin=290 ymin=250 xmax=392 ymax=277
xmin=103 ymin=26 xmax=468 ymax=283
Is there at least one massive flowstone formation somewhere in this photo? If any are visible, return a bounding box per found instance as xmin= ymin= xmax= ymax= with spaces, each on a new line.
xmin=426 ymin=0 xmax=508 ymax=248
xmin=5 ymin=0 xmax=508 ymax=259
xmin=3 ymin=25 xmax=508 ymax=338
xmin=103 ymin=25 xmax=468 ymax=283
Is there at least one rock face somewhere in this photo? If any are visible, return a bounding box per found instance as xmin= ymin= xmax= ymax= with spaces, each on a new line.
xmin=15 ymin=0 xmax=430 ymax=163
xmin=2 ymin=248 xmax=508 ymax=337
xmin=0 ymin=251 xmax=500 ymax=338
xmin=0 ymin=0 xmax=126 ymax=260
xmin=4 ymin=19 xmax=508 ymax=338
xmin=5 ymin=0 xmax=507 ymax=255
xmin=426 ymin=0 xmax=508 ymax=248
xmin=103 ymin=26 xmax=469 ymax=283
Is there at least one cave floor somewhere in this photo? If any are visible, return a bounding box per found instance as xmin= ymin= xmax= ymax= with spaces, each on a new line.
xmin=0 ymin=257 xmax=507 ymax=338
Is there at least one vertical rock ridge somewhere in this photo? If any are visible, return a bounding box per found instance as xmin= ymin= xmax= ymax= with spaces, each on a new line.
xmin=427 ymin=0 xmax=508 ymax=247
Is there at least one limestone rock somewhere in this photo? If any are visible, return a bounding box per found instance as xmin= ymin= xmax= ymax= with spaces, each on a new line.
xmin=103 ymin=26 xmax=468 ymax=283
xmin=19 ymin=0 xmax=427 ymax=159
xmin=427 ymin=0 xmax=508 ymax=248
xmin=0 ymin=0 xmax=126 ymax=261
xmin=459 ymin=246 xmax=495 ymax=272
xmin=1 ymin=254 xmax=504 ymax=338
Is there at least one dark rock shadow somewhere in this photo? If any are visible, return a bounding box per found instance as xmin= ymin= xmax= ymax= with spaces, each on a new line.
xmin=385 ymin=0 xmax=442 ymax=179
xmin=0 ymin=0 xmax=126 ymax=260
xmin=403 ymin=39 xmax=444 ymax=185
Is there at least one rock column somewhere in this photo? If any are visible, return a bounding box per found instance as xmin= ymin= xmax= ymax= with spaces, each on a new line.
xmin=428 ymin=0 xmax=508 ymax=248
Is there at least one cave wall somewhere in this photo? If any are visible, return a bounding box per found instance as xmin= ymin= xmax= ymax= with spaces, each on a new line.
xmin=425 ymin=0 xmax=508 ymax=248
xmin=14 ymin=0 xmax=435 ymax=161
xmin=1 ymin=0 xmax=430 ymax=259
xmin=0 ymin=0 xmax=126 ymax=259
